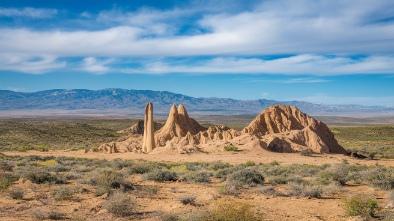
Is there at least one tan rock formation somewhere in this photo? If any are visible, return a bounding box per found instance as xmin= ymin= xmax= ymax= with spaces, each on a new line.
xmin=96 ymin=103 xmax=345 ymax=155
xmin=142 ymin=102 xmax=155 ymax=153
xmin=155 ymin=104 xmax=206 ymax=147
xmin=243 ymin=105 xmax=346 ymax=154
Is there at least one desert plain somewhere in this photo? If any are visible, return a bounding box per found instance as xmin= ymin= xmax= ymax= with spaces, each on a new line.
xmin=0 ymin=104 xmax=393 ymax=221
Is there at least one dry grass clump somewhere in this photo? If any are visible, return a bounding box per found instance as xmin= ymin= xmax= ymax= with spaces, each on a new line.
xmin=30 ymin=208 xmax=66 ymax=220
xmin=176 ymin=195 xmax=196 ymax=205
xmin=144 ymin=169 xmax=178 ymax=182
xmin=343 ymin=194 xmax=379 ymax=218
xmin=8 ymin=187 xmax=24 ymax=199
xmin=103 ymin=190 xmax=136 ymax=217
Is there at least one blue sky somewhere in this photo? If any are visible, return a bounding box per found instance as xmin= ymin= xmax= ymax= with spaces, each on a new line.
xmin=0 ymin=0 xmax=394 ymax=106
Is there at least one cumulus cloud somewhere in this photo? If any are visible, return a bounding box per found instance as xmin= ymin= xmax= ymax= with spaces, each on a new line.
xmin=0 ymin=53 xmax=65 ymax=74
xmin=0 ymin=7 xmax=57 ymax=19
xmin=1 ymin=0 xmax=394 ymax=75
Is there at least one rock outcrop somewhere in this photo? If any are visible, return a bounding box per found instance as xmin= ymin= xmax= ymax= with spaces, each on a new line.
xmin=155 ymin=104 xmax=206 ymax=147
xmin=96 ymin=103 xmax=346 ymax=155
xmin=142 ymin=102 xmax=155 ymax=153
xmin=243 ymin=105 xmax=346 ymax=154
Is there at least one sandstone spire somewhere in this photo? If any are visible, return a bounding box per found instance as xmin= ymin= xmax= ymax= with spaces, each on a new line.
xmin=142 ymin=102 xmax=155 ymax=153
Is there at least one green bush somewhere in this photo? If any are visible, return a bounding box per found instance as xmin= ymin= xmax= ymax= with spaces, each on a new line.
xmin=245 ymin=161 xmax=255 ymax=167
xmin=0 ymin=173 xmax=19 ymax=191
xmin=103 ymin=190 xmax=136 ymax=217
xmin=343 ymin=195 xmax=379 ymax=217
xmin=130 ymin=161 xmax=160 ymax=174
xmin=22 ymin=170 xmax=61 ymax=184
xmin=184 ymin=171 xmax=211 ymax=183
xmin=227 ymin=169 xmax=264 ymax=188
xmin=144 ymin=169 xmax=178 ymax=182
xmin=90 ymin=169 xmax=124 ymax=196
xmin=207 ymin=200 xmax=260 ymax=221
xmin=224 ymin=145 xmax=238 ymax=151
xmin=287 ymin=182 xmax=322 ymax=198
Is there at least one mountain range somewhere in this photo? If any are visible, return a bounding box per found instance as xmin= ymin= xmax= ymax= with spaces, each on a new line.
xmin=0 ymin=89 xmax=393 ymax=116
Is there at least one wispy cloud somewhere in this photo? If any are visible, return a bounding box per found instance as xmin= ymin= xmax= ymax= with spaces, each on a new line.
xmin=0 ymin=53 xmax=65 ymax=74
xmin=122 ymin=55 xmax=394 ymax=75
xmin=297 ymin=94 xmax=394 ymax=106
xmin=0 ymin=7 xmax=57 ymax=19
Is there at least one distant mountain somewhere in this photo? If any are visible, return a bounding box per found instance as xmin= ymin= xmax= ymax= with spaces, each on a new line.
xmin=0 ymin=89 xmax=393 ymax=116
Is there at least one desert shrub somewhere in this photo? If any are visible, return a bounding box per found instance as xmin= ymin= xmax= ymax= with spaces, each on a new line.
xmin=362 ymin=166 xmax=394 ymax=190
xmin=343 ymin=195 xmax=379 ymax=217
xmin=144 ymin=169 xmax=178 ymax=182
xmin=161 ymin=213 xmax=179 ymax=221
xmin=184 ymin=171 xmax=211 ymax=183
xmin=259 ymin=186 xmax=286 ymax=196
xmin=207 ymin=200 xmax=260 ymax=221
xmin=268 ymin=175 xmax=288 ymax=185
xmin=36 ymin=145 xmax=49 ymax=152
xmin=224 ymin=145 xmax=238 ymax=151
xmin=130 ymin=161 xmax=160 ymax=174
xmin=110 ymin=159 xmax=132 ymax=170
xmin=0 ymin=173 xmax=19 ymax=191
xmin=22 ymin=170 xmax=62 ymax=184
xmin=8 ymin=187 xmax=24 ymax=199
xmin=227 ymin=169 xmax=264 ymax=188
xmin=322 ymin=183 xmax=342 ymax=195
xmin=143 ymin=185 xmax=160 ymax=195
xmin=0 ymin=161 xmax=14 ymax=172
xmin=245 ymin=161 xmax=255 ymax=167
xmin=90 ymin=169 xmax=124 ymax=196
xmin=209 ymin=161 xmax=231 ymax=171
xmin=299 ymin=149 xmax=314 ymax=156
xmin=103 ymin=190 xmax=136 ymax=217
xmin=30 ymin=208 xmax=66 ymax=220
xmin=185 ymin=162 xmax=209 ymax=171
xmin=36 ymin=159 xmax=58 ymax=167
xmin=52 ymin=186 xmax=75 ymax=201
xmin=176 ymin=195 xmax=196 ymax=205
xmin=215 ymin=166 xmax=243 ymax=179
xmin=287 ymin=182 xmax=322 ymax=198
xmin=170 ymin=164 xmax=188 ymax=174
xmin=217 ymin=183 xmax=238 ymax=195
xmin=314 ymin=165 xmax=348 ymax=186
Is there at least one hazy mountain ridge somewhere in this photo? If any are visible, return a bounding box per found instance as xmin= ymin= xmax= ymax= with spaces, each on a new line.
xmin=0 ymin=89 xmax=393 ymax=115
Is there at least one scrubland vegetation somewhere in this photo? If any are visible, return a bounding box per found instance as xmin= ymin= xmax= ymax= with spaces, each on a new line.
xmin=0 ymin=118 xmax=393 ymax=220
xmin=0 ymin=153 xmax=393 ymax=220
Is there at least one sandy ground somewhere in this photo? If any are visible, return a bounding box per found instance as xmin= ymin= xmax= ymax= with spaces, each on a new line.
xmin=2 ymin=150 xmax=394 ymax=221
xmin=4 ymin=149 xmax=394 ymax=167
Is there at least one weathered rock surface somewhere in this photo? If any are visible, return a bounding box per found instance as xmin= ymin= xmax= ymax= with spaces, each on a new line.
xmin=243 ymin=105 xmax=346 ymax=154
xmin=155 ymin=104 xmax=206 ymax=147
xmin=142 ymin=102 xmax=155 ymax=153
xmin=97 ymin=103 xmax=346 ymax=155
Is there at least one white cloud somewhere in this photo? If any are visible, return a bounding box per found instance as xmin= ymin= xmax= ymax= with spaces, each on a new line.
xmin=297 ymin=94 xmax=394 ymax=106
xmin=0 ymin=53 xmax=65 ymax=74
xmin=126 ymin=55 xmax=394 ymax=75
xmin=1 ymin=1 xmax=394 ymax=75
xmin=0 ymin=7 xmax=57 ymax=19
xmin=81 ymin=57 xmax=113 ymax=74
